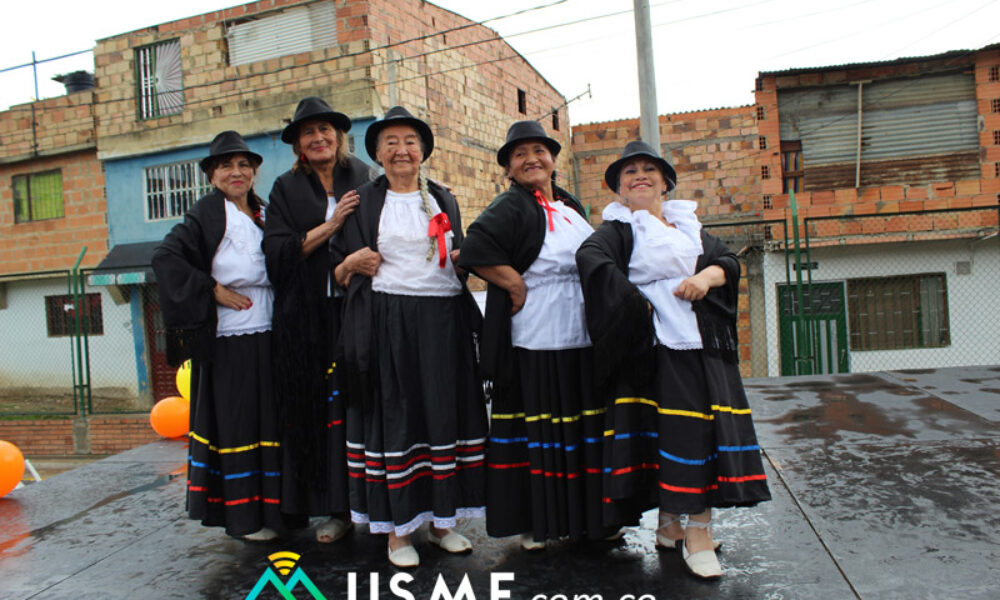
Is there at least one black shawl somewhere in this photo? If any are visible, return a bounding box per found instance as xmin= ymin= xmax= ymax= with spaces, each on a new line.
xmin=457 ymin=181 xmax=587 ymax=385
xmin=262 ymin=155 xmax=374 ymax=476
xmin=336 ymin=175 xmax=481 ymax=373
xmin=576 ymin=220 xmax=741 ymax=389
xmin=151 ymin=189 xmax=228 ymax=367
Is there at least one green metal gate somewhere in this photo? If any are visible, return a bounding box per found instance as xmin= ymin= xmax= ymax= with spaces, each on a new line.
xmin=777 ymin=281 xmax=850 ymax=375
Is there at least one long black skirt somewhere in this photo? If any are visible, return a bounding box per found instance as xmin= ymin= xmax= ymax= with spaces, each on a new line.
xmin=486 ymin=347 xmax=612 ymax=542
xmin=603 ymin=346 xmax=771 ymax=523
xmin=346 ymin=293 xmax=487 ymax=536
xmin=280 ymin=296 xmax=350 ymax=517
xmin=187 ymin=332 xmax=293 ymax=536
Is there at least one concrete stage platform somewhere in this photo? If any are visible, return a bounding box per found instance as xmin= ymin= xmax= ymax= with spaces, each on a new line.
xmin=2 ymin=366 xmax=998 ymax=599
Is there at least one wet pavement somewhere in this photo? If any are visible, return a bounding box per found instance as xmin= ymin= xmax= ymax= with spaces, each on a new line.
xmin=1 ymin=365 xmax=998 ymax=600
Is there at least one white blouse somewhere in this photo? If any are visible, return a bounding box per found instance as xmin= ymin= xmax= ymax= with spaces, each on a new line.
xmin=602 ymin=199 xmax=704 ymax=350
xmin=511 ymin=199 xmax=593 ymax=350
xmin=211 ymin=200 xmax=274 ymax=337
xmin=371 ymin=189 xmax=462 ymax=297
xmin=325 ymin=193 xmax=342 ymax=298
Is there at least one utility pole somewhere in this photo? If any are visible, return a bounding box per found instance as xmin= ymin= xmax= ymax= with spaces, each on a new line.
xmin=633 ymin=0 xmax=660 ymax=156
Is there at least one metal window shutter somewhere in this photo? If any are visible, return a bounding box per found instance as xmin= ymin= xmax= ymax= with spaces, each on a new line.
xmin=777 ymin=73 xmax=977 ymax=167
xmin=228 ymin=3 xmax=337 ymax=67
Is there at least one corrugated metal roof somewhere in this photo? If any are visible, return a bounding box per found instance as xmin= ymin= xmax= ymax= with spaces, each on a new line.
xmin=759 ymin=44 xmax=1000 ymax=78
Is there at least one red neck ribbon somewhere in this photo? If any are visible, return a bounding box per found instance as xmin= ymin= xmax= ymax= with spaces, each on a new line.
xmin=534 ymin=190 xmax=570 ymax=232
xmin=428 ymin=213 xmax=451 ymax=268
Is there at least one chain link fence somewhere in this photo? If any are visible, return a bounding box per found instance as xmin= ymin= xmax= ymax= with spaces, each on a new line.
xmin=2 ymin=205 xmax=997 ymax=417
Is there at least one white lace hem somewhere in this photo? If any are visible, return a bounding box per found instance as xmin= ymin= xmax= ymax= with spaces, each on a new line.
xmin=352 ymin=507 xmax=486 ymax=537
xmin=216 ymin=325 xmax=272 ymax=338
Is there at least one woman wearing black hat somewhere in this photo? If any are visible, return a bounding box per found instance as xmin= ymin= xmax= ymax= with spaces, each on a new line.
xmin=263 ymin=97 xmax=377 ymax=544
xmin=335 ymin=106 xmax=487 ymax=568
xmin=458 ymin=121 xmax=611 ymax=549
xmin=576 ymin=140 xmax=771 ymax=579
xmin=153 ymin=131 xmax=292 ymax=540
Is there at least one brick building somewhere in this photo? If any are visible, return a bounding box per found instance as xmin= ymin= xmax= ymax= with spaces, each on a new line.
xmin=0 ymin=0 xmax=570 ymax=454
xmin=569 ymin=46 xmax=1000 ymax=378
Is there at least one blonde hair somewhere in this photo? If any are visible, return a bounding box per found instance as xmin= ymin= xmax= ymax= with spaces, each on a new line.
xmin=291 ymin=126 xmax=349 ymax=174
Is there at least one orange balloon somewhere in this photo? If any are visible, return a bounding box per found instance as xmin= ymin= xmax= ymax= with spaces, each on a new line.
xmin=150 ymin=396 xmax=190 ymax=439
xmin=0 ymin=440 xmax=26 ymax=498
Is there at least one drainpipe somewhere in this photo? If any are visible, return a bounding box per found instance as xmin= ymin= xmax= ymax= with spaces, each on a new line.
xmin=854 ymin=80 xmax=870 ymax=189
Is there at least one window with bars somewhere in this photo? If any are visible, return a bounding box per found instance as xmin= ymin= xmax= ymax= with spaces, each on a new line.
xmin=756 ymin=105 xmax=765 ymax=121
xmin=45 ymin=293 xmax=104 ymax=337
xmin=13 ymin=170 xmax=63 ymax=223
xmin=781 ymin=140 xmax=803 ymax=193
xmin=759 ymin=136 xmax=767 ymax=150
xmin=994 ymin=130 xmax=1000 ymax=146
xmin=144 ymin=159 xmax=213 ymax=221
xmin=762 ymin=194 xmax=773 ymax=209
xmin=847 ymin=273 xmax=949 ymax=351
xmin=990 ymin=65 xmax=1000 ymax=82
xmin=136 ymin=39 xmax=184 ymax=120
xmin=761 ymin=165 xmax=770 ymax=179
xmin=992 ymin=98 xmax=1000 ymax=113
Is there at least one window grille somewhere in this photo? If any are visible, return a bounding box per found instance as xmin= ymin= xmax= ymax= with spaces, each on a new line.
xmin=45 ymin=293 xmax=104 ymax=337
xmin=847 ymin=273 xmax=950 ymax=350
xmin=136 ymin=40 xmax=184 ymax=120
xmin=144 ymin=159 xmax=213 ymax=221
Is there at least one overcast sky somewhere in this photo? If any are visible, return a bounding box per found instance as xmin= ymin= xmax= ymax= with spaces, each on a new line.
xmin=2 ymin=0 xmax=998 ymax=125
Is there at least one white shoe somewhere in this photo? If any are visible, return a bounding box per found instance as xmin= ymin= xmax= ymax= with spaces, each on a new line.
xmin=681 ymin=538 xmax=723 ymax=580
xmin=316 ymin=518 xmax=353 ymax=543
xmin=428 ymin=529 xmax=472 ymax=553
xmin=243 ymin=527 xmax=279 ymax=542
xmin=388 ymin=542 xmax=420 ymax=568
xmin=520 ymin=533 xmax=546 ymax=551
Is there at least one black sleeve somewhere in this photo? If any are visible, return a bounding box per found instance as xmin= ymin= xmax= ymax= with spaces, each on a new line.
xmin=262 ymin=176 xmax=306 ymax=293
xmin=576 ymin=221 xmax=655 ymax=388
xmin=457 ymin=193 xmax=522 ymax=271
xmin=150 ymin=198 xmax=217 ymax=365
xmin=692 ymin=230 xmax=741 ymax=363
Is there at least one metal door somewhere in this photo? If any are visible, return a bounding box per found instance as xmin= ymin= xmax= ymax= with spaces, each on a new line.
xmin=778 ymin=282 xmax=850 ymax=375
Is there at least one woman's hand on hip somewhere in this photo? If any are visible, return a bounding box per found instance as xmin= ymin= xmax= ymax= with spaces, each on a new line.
xmin=509 ymin=276 xmax=527 ymax=315
xmin=213 ymin=283 xmax=253 ymax=310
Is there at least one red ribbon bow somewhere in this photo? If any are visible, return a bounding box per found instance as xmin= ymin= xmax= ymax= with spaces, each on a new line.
xmin=534 ymin=190 xmax=571 ymax=232
xmin=428 ymin=212 xmax=451 ymax=268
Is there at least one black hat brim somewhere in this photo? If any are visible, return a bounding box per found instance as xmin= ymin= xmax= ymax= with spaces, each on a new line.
xmin=497 ymin=137 xmax=561 ymax=167
xmin=199 ymin=150 xmax=263 ymax=174
xmin=365 ymin=118 xmax=434 ymax=162
xmin=280 ymin=112 xmax=352 ymax=144
xmin=604 ymin=152 xmax=677 ymax=193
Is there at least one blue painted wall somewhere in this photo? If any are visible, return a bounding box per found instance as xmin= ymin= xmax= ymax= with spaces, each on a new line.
xmin=104 ymin=121 xmax=376 ymax=247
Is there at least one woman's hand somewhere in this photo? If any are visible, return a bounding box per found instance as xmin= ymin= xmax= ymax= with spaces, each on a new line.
xmin=335 ymin=247 xmax=382 ymax=287
xmin=213 ymin=283 xmax=253 ymax=310
xmin=509 ymin=276 xmax=527 ymax=315
xmin=302 ymin=190 xmax=361 ymax=258
xmin=472 ymin=265 xmax=526 ymax=315
xmin=674 ymin=265 xmax=726 ymax=301
xmin=329 ymin=190 xmax=360 ymax=233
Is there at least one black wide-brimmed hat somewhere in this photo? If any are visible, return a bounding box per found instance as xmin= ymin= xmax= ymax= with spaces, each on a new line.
xmin=497 ymin=120 xmax=561 ymax=167
xmin=280 ymin=96 xmax=352 ymax=144
xmin=364 ymin=106 xmax=434 ymax=162
xmin=604 ymin=140 xmax=677 ymax=193
xmin=199 ymin=130 xmax=263 ymax=174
